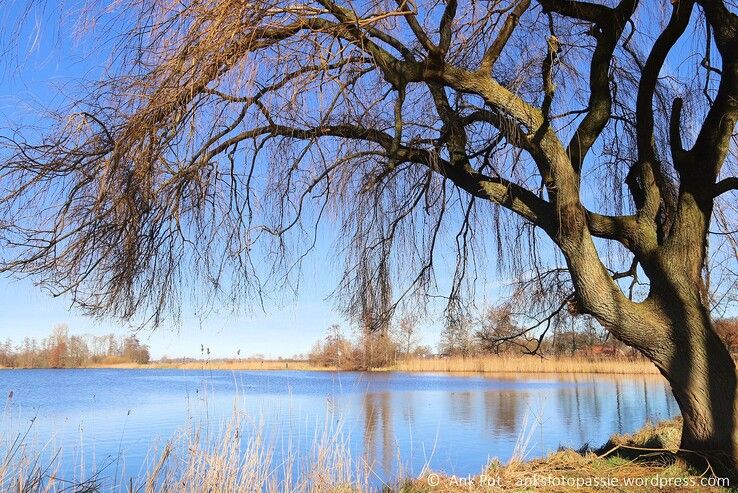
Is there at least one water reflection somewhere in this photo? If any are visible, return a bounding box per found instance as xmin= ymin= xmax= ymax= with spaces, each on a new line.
xmin=484 ymin=390 xmax=527 ymax=434
xmin=449 ymin=391 xmax=474 ymax=424
xmin=362 ymin=392 xmax=395 ymax=473
xmin=0 ymin=370 xmax=678 ymax=485
xmin=349 ymin=373 xmax=677 ymax=478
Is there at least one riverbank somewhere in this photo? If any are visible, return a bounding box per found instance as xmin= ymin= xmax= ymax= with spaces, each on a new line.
xmin=0 ymin=359 xmax=326 ymax=371
xmin=87 ymin=359 xmax=325 ymax=371
xmin=56 ymin=355 xmax=660 ymax=374
xmin=405 ymin=417 xmax=730 ymax=492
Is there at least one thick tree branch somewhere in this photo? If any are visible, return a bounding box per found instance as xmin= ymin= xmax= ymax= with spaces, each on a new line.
xmin=479 ymin=0 xmax=531 ymax=73
xmin=687 ymin=1 xmax=738 ymax=188
xmin=635 ymin=1 xmax=693 ymax=166
xmin=438 ymin=0 xmax=457 ymax=55
xmin=541 ymin=0 xmax=637 ymax=173
xmin=714 ymin=177 xmax=738 ymax=197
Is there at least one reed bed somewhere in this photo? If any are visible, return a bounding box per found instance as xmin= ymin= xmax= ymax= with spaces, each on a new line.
xmin=142 ymin=415 xmax=371 ymax=492
xmin=83 ymin=356 xmax=660 ymax=375
xmin=86 ymin=359 xmax=331 ymax=371
xmin=389 ymin=356 xmax=660 ymax=375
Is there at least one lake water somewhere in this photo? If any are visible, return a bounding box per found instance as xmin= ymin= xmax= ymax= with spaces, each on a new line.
xmin=0 ymin=369 xmax=678 ymax=488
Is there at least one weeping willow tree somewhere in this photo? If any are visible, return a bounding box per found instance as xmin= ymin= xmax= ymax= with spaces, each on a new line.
xmin=2 ymin=0 xmax=738 ymax=474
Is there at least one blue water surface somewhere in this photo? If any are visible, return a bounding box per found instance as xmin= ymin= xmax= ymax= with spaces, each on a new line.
xmin=0 ymin=369 xmax=678 ymax=487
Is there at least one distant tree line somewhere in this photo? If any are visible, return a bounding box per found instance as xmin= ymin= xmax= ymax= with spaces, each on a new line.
xmin=309 ymin=310 xmax=738 ymax=369
xmin=438 ymin=305 xmax=632 ymax=359
xmin=308 ymin=317 xmax=433 ymax=370
xmin=0 ymin=324 xmax=151 ymax=368
xmin=440 ymin=308 xmax=738 ymax=359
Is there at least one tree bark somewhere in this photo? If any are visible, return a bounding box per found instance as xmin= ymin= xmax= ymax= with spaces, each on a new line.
xmin=557 ymin=194 xmax=738 ymax=477
xmin=653 ymin=293 xmax=738 ymax=478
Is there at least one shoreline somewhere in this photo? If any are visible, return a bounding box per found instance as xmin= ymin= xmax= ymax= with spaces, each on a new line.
xmin=407 ymin=417 xmax=733 ymax=492
xmin=1 ymin=355 xmax=661 ymax=375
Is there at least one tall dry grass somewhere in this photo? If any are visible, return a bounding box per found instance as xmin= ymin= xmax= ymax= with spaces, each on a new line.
xmin=85 ymin=356 xmax=659 ymax=375
xmin=2 ymin=405 xmax=731 ymax=493
xmin=0 ymin=421 xmax=68 ymax=493
xmin=0 ymin=409 xmax=372 ymax=493
xmin=142 ymin=414 xmax=371 ymax=492
xmin=390 ymin=356 xmax=660 ymax=375
xmin=87 ymin=359 xmax=332 ymax=371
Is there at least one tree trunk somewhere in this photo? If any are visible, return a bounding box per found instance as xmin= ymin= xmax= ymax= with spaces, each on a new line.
xmin=651 ymin=293 xmax=738 ymax=478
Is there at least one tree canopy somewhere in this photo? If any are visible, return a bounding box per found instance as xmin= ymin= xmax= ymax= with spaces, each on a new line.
xmin=0 ymin=0 xmax=732 ymax=329
xmin=2 ymin=0 xmax=738 ymax=470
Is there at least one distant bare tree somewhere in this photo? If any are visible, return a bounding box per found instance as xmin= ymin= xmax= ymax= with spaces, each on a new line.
xmin=46 ymin=324 xmax=69 ymax=368
xmin=439 ymin=315 xmax=473 ymax=356
xmin=2 ymin=0 xmax=738 ymax=474
xmin=396 ymin=314 xmax=420 ymax=356
xmin=476 ymin=303 xmax=522 ymax=354
xmin=122 ymin=336 xmax=151 ymax=364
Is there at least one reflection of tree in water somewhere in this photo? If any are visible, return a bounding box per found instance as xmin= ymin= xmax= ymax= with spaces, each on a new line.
xmin=591 ymin=379 xmax=603 ymax=424
xmin=556 ymin=383 xmax=576 ymax=430
xmin=553 ymin=378 xmax=667 ymax=444
xmin=615 ymin=379 xmax=624 ymax=434
xmin=358 ymin=378 xmax=674 ymax=477
xmin=643 ymin=378 xmax=651 ymax=419
xmin=483 ymin=390 xmax=527 ymax=435
xmin=401 ymin=393 xmax=415 ymax=424
xmin=553 ymin=378 xmax=624 ymax=444
xmin=665 ymin=384 xmax=675 ymax=416
xmin=448 ymin=391 xmax=474 ymax=424
xmin=362 ymin=392 xmax=394 ymax=475
xmin=553 ymin=377 xmax=587 ymax=442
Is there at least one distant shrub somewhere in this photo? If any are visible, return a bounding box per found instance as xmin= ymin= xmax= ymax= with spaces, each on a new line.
xmin=1 ymin=328 xmax=151 ymax=368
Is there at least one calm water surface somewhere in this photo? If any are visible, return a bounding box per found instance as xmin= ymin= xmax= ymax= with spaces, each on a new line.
xmin=0 ymin=369 xmax=678 ymax=486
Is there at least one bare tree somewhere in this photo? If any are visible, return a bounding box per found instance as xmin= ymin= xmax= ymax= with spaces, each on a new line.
xmin=476 ymin=303 xmax=523 ymax=354
xmin=1 ymin=0 xmax=738 ymax=474
xmin=396 ymin=314 xmax=420 ymax=356
xmin=439 ymin=314 xmax=474 ymax=356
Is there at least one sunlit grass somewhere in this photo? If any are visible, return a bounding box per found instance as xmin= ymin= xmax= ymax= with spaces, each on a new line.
xmin=80 ymin=356 xmax=660 ymax=375
xmin=388 ymin=356 xmax=660 ymax=375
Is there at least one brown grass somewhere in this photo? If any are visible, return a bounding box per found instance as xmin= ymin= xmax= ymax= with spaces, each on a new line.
xmin=387 ymin=356 xmax=660 ymax=375
xmin=404 ymin=418 xmax=732 ymax=492
xmin=85 ymin=359 xmax=333 ymax=371
xmin=1 ymin=414 xmax=368 ymax=492
xmin=81 ymin=356 xmax=659 ymax=375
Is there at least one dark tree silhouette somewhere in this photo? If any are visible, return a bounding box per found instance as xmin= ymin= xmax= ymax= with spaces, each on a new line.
xmin=1 ymin=0 xmax=738 ymax=474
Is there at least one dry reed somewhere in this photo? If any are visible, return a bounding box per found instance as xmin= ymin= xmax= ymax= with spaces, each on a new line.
xmin=389 ymin=356 xmax=660 ymax=375
xmin=1 ymin=409 xmax=370 ymax=493
xmin=2 ymin=412 xmax=731 ymax=492
xmin=83 ymin=356 xmax=659 ymax=375
xmin=86 ymin=359 xmax=333 ymax=371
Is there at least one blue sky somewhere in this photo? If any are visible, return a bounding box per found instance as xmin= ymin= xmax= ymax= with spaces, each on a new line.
xmin=0 ymin=259 xmax=374 ymax=359
xmin=0 ymin=2 xmax=509 ymax=358
xmin=0 ymin=3 xmax=380 ymax=359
